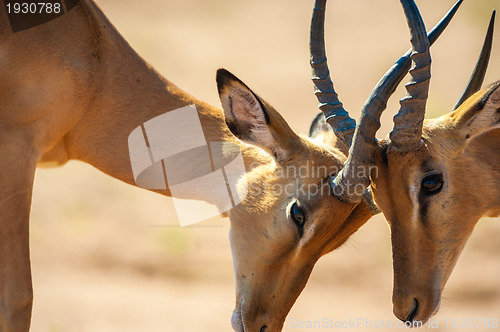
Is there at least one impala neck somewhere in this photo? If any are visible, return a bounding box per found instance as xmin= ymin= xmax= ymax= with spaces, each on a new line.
xmin=65 ymin=1 xmax=267 ymax=198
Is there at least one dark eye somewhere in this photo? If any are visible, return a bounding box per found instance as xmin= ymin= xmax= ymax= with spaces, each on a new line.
xmin=421 ymin=173 xmax=443 ymax=196
xmin=290 ymin=201 xmax=306 ymax=228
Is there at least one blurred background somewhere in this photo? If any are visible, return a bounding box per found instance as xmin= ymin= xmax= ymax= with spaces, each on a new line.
xmin=30 ymin=0 xmax=500 ymax=331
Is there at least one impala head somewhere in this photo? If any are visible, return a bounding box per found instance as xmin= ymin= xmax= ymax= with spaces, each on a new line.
xmin=311 ymin=0 xmax=490 ymax=326
xmin=215 ymin=0 xmax=464 ymax=330
xmin=216 ymin=68 xmax=374 ymax=332
xmin=361 ymin=7 xmax=498 ymax=326
xmin=372 ymin=81 xmax=500 ymax=323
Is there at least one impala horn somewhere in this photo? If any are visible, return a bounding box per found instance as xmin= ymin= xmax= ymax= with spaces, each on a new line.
xmin=389 ymin=0 xmax=432 ymax=151
xmin=331 ymin=0 xmax=434 ymax=202
xmin=310 ymin=0 xmax=356 ymax=146
xmin=310 ymin=0 xmax=462 ymax=149
xmin=454 ymin=10 xmax=496 ymax=110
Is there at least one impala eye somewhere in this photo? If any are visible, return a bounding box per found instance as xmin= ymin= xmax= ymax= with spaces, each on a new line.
xmin=289 ymin=201 xmax=306 ymax=228
xmin=421 ymin=173 xmax=443 ymax=196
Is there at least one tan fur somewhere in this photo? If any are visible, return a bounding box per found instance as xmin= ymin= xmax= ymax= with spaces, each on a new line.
xmin=371 ymin=83 xmax=500 ymax=323
xmin=229 ymin=137 xmax=371 ymax=331
xmin=0 ymin=1 xmax=374 ymax=331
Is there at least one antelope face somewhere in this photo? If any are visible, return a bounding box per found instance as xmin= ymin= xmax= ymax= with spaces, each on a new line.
xmin=216 ymin=69 xmax=373 ymax=332
xmin=319 ymin=0 xmax=496 ymax=324
xmin=372 ymin=143 xmax=457 ymax=323
xmin=371 ymin=82 xmax=500 ymax=324
xmin=229 ymin=151 xmax=370 ymax=332
xmin=214 ymin=0 xmax=466 ymax=328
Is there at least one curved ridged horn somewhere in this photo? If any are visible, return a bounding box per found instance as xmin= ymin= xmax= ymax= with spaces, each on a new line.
xmin=309 ymin=0 xmax=462 ymax=148
xmin=332 ymin=0 xmax=432 ymax=203
xmin=454 ymin=10 xmax=496 ymax=110
xmin=389 ymin=1 xmax=432 ymax=152
xmin=356 ymin=0 xmax=462 ymax=116
xmin=310 ymin=0 xmax=356 ymax=146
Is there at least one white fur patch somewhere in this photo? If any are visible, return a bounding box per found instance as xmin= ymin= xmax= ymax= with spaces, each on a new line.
xmin=224 ymin=85 xmax=275 ymax=148
xmin=409 ymin=184 xmax=419 ymax=226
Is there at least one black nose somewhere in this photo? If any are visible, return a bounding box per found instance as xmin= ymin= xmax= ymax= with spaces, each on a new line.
xmin=260 ymin=326 xmax=267 ymax=332
xmin=405 ymin=299 xmax=419 ymax=322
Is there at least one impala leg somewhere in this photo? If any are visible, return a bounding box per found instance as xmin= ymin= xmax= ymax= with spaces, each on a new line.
xmin=0 ymin=132 xmax=38 ymax=332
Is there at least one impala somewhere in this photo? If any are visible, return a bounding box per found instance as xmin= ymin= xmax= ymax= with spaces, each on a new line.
xmin=0 ymin=0 xmax=462 ymax=331
xmin=371 ymin=15 xmax=499 ymax=324
xmin=324 ymin=1 xmax=498 ymax=325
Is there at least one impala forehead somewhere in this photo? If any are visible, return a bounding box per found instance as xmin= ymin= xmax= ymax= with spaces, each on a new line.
xmin=376 ymin=143 xmax=425 ymax=210
xmin=266 ymin=144 xmax=343 ymax=183
xmin=382 ymin=141 xmax=440 ymax=178
xmin=237 ymin=162 xmax=337 ymax=216
xmin=281 ymin=150 xmax=344 ymax=205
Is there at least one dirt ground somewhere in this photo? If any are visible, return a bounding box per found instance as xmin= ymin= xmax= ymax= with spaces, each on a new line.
xmin=29 ymin=0 xmax=499 ymax=331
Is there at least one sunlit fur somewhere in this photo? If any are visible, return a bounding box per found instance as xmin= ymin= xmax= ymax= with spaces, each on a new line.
xmin=0 ymin=1 xmax=374 ymax=331
xmin=218 ymin=71 xmax=374 ymax=331
xmin=371 ymin=82 xmax=500 ymax=324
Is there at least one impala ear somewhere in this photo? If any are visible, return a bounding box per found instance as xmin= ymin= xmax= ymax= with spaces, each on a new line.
xmin=446 ymin=81 xmax=500 ymax=152
xmin=308 ymin=112 xmax=349 ymax=154
xmin=216 ymin=69 xmax=303 ymax=163
xmin=308 ymin=112 xmax=331 ymax=139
